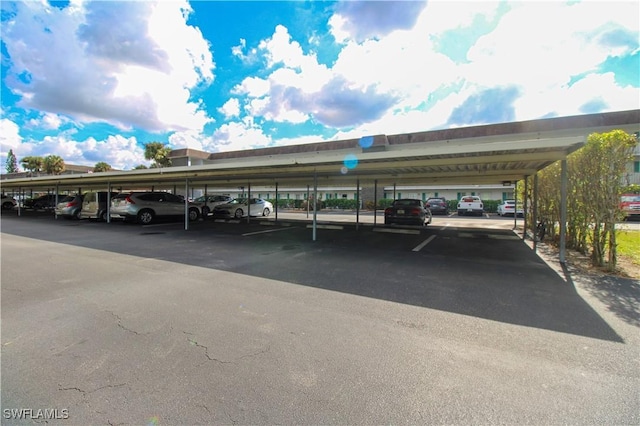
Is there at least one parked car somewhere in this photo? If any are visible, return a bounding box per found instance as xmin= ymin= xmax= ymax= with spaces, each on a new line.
xmin=425 ymin=197 xmax=448 ymax=215
xmin=80 ymin=191 xmax=119 ymax=221
xmin=212 ymin=198 xmax=273 ymax=219
xmin=384 ymin=199 xmax=432 ymax=226
xmin=620 ymin=194 xmax=640 ymax=220
xmin=23 ymin=194 xmax=66 ymax=210
xmin=1 ymin=194 xmax=17 ymax=210
xmin=457 ymin=196 xmax=484 ymax=216
xmin=54 ymin=194 xmax=83 ymax=219
xmin=110 ymin=192 xmax=200 ymax=224
xmin=496 ymin=199 xmax=524 ymax=217
xmin=191 ymin=195 xmax=233 ymax=217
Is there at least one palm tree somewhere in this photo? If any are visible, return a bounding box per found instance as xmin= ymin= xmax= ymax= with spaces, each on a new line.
xmin=20 ymin=156 xmax=44 ymax=176
xmin=43 ymin=155 xmax=66 ymax=175
xmin=144 ymin=142 xmax=172 ymax=168
xmin=93 ymin=162 xmax=112 ymax=172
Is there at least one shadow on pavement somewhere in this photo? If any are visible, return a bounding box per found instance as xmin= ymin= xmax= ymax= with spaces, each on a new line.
xmin=1 ymin=211 xmax=627 ymax=343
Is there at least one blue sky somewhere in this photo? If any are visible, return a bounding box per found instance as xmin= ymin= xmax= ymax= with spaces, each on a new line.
xmin=1 ymin=0 xmax=638 ymax=171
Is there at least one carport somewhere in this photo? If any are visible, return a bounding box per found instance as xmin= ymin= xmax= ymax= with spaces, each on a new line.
xmin=2 ymin=109 xmax=639 ymax=262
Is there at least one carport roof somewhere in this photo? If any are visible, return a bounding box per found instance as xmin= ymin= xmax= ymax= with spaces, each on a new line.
xmin=2 ymin=109 xmax=639 ymax=191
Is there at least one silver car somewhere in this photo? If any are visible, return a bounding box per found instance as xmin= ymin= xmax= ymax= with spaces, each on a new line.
xmin=191 ymin=195 xmax=233 ymax=217
xmin=54 ymin=194 xmax=83 ymax=220
xmin=110 ymin=192 xmax=200 ymax=225
xmin=212 ymin=198 xmax=273 ymax=219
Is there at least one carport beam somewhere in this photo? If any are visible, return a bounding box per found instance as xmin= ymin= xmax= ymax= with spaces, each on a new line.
xmin=312 ymin=173 xmax=317 ymax=241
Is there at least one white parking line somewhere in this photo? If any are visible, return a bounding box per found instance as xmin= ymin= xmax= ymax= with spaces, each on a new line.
xmin=243 ymin=227 xmax=299 ymax=236
xmin=412 ymin=234 xmax=436 ymax=251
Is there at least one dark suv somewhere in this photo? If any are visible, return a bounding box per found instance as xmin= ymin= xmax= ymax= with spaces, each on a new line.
xmin=23 ymin=194 xmax=66 ymax=210
xmin=425 ymin=197 xmax=449 ymax=215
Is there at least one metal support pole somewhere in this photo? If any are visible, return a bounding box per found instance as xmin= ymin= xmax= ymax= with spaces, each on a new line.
xmin=306 ymin=184 xmax=310 ymax=219
xmin=373 ymin=179 xmax=378 ymax=226
xmin=312 ymin=173 xmax=318 ymax=241
xmin=513 ymin=181 xmax=518 ymax=230
xmin=393 ymin=183 xmax=397 ymax=200
xmin=355 ymin=178 xmax=360 ymax=231
xmin=107 ymin=182 xmax=112 ymax=223
xmin=560 ymin=159 xmax=568 ymax=264
xmin=275 ymin=182 xmax=279 ymax=222
xmin=55 ymin=184 xmax=59 ymax=219
xmin=533 ymin=174 xmax=539 ymax=252
xmin=184 ymin=179 xmax=189 ymax=231
xmin=247 ymin=183 xmax=251 ymax=224
xmin=17 ymin=187 xmax=21 ymax=216
xmin=523 ymin=176 xmax=529 ymax=241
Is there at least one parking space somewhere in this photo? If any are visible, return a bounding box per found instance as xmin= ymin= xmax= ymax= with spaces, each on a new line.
xmin=2 ymin=207 xmax=639 ymax=424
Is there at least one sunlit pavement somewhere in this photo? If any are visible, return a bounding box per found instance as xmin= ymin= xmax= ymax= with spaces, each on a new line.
xmin=1 ymin=210 xmax=638 ymax=425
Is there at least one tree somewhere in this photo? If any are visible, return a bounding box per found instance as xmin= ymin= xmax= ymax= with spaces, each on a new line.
xmin=528 ymin=129 xmax=637 ymax=271
xmin=144 ymin=142 xmax=172 ymax=168
xmin=43 ymin=155 xmax=66 ymax=175
xmin=93 ymin=162 xmax=112 ymax=172
xmin=20 ymin=156 xmax=44 ymax=176
xmin=133 ymin=164 xmax=148 ymax=170
xmin=5 ymin=149 xmax=19 ymax=173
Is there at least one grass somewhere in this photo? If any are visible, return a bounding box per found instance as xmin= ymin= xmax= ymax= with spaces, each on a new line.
xmin=616 ymin=229 xmax=640 ymax=267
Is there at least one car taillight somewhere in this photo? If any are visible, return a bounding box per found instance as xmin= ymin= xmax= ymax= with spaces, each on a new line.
xmin=410 ymin=207 xmax=422 ymax=214
xmin=66 ymin=201 xmax=78 ymax=207
xmin=125 ymin=196 xmax=135 ymax=204
xmin=384 ymin=208 xmax=392 ymax=214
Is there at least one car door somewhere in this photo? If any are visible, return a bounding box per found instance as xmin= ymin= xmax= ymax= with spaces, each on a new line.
xmin=158 ymin=193 xmax=185 ymax=216
xmin=249 ymin=198 xmax=264 ymax=216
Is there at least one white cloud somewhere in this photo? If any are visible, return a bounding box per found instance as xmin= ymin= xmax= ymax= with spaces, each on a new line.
xmin=210 ymin=119 xmax=272 ymax=152
xmin=2 ymin=0 xmax=215 ymax=133
xmin=219 ymin=98 xmax=241 ymax=118
xmin=0 ymin=119 xmax=22 ymax=152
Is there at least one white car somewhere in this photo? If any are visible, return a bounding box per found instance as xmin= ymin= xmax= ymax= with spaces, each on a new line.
xmin=1 ymin=194 xmax=17 ymax=210
xmin=212 ymin=198 xmax=273 ymax=219
xmin=191 ymin=195 xmax=233 ymax=217
xmin=497 ymin=200 xmax=524 ymax=217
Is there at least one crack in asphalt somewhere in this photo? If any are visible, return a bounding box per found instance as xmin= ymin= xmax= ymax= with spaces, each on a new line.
xmin=58 ymin=383 xmax=127 ymax=395
xmin=183 ymin=331 xmax=271 ymax=364
xmin=107 ymin=311 xmax=149 ymax=336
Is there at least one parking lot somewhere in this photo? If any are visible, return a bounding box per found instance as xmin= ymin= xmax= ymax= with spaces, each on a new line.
xmin=1 ymin=210 xmax=639 ymax=424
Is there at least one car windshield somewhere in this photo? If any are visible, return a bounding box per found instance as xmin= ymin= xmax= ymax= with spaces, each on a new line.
xmin=59 ymin=196 xmax=75 ymax=202
xmin=393 ymin=200 xmax=421 ymax=207
xmin=621 ymin=195 xmax=640 ymax=202
xmin=229 ymin=198 xmax=247 ymax=204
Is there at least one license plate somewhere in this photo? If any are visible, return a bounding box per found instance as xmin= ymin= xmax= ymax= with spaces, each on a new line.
xmin=467 ymin=208 xmax=473 ymax=212
xmin=397 ymin=209 xmax=404 ymax=214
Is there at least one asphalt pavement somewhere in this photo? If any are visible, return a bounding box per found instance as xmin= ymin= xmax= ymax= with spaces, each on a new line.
xmin=1 ymin=211 xmax=638 ymax=425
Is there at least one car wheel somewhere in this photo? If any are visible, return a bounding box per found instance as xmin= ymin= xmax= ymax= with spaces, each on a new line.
xmin=137 ymin=209 xmax=154 ymax=225
xmin=189 ymin=208 xmax=199 ymax=221
xmin=202 ymin=206 xmax=210 ymax=218
xmin=74 ymin=209 xmax=82 ymax=220
xmin=262 ymin=208 xmax=270 ymax=216
xmin=99 ymin=211 xmax=107 ymax=222
xmin=2 ymin=202 xmax=12 ymax=210
xmin=457 ymin=210 xmax=463 ymax=216
xmin=234 ymin=208 xmax=244 ymax=219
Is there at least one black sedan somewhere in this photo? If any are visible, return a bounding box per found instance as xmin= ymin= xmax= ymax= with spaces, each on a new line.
xmin=425 ymin=197 xmax=449 ymax=215
xmin=384 ymin=199 xmax=432 ymax=226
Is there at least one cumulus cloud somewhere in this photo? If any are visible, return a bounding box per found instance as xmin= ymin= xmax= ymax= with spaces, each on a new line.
xmin=329 ymin=1 xmax=428 ymax=43
xmin=219 ymin=98 xmax=241 ymax=118
xmin=211 ymin=119 xmax=272 ymax=152
xmin=1 ymin=0 xmax=214 ymax=133
xmin=0 ymin=118 xmax=22 ymax=151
